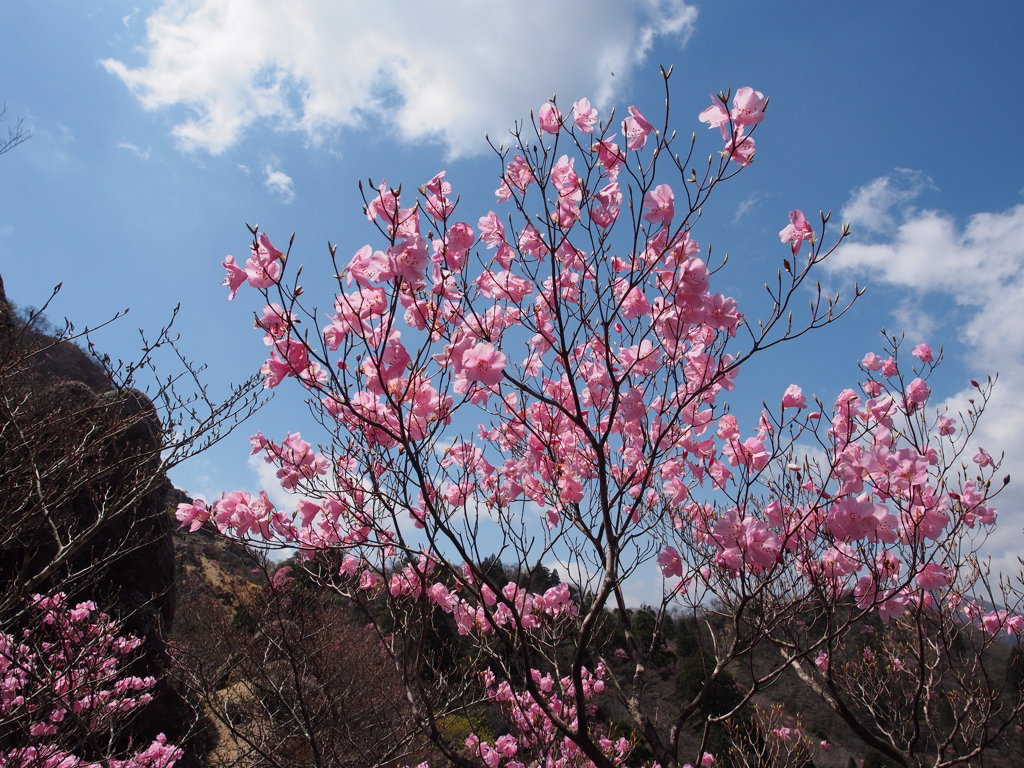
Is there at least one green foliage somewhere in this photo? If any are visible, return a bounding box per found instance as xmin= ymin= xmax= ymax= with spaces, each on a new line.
xmin=438 ymin=710 xmax=496 ymax=747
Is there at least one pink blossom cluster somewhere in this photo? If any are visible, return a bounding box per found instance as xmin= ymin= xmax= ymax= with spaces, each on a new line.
xmin=1 ymin=594 xmax=179 ymax=767
xmin=698 ymin=86 xmax=767 ymax=167
xmin=460 ymin=664 xmax=640 ymax=768
xmin=221 ymin=232 xmax=283 ymax=301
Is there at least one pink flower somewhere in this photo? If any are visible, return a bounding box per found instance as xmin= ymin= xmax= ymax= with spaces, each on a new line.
xmin=459 ymin=343 xmax=506 ymax=387
xmin=973 ymin=448 xmax=995 ymax=468
xmin=538 ymin=102 xmax=562 ymax=134
xmin=257 ymin=303 xmax=293 ymax=343
xmin=861 ymin=352 xmax=883 ymax=371
xmin=699 ymin=87 xmax=765 ymax=136
xmin=221 ymin=255 xmax=247 ymax=300
xmin=478 ymin=211 xmax=505 ymax=248
xmin=981 ymin=610 xmax=1009 ymax=636
xmin=724 ymin=130 xmax=756 ymax=166
xmin=622 ymin=106 xmax=654 ymax=150
xmin=779 ymin=210 xmax=813 ymax=255
xmin=781 ymin=384 xmax=807 ymax=409
xmin=572 ymin=98 xmax=598 ymax=133
xmin=698 ymin=97 xmax=730 ymax=137
xmin=730 ymin=87 xmax=767 ymax=126
xmin=591 ymin=181 xmax=622 ymax=228
xmin=642 ymin=184 xmax=675 ymax=229
xmin=175 ymin=499 xmax=210 ymax=532
xmin=904 ymin=378 xmax=930 ymax=411
xmin=915 ymin=563 xmax=950 ymax=590
xmin=912 ymin=343 xmax=934 ymax=362
xmin=593 ymin=136 xmax=625 ymax=178
xmin=347 ymin=244 xmax=394 ymax=286
xmin=245 ymin=233 xmax=284 ymax=289
xmin=657 ymin=545 xmax=683 ymax=579
xmin=501 ymin=154 xmax=534 ymax=196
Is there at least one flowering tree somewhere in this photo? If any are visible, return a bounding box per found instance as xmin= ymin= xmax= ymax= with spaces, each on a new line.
xmin=197 ymin=69 xmax=1024 ymax=767
xmin=0 ymin=593 xmax=181 ymax=767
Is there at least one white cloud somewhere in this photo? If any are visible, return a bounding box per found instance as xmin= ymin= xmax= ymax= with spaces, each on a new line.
xmin=121 ymin=8 xmax=141 ymax=27
xmin=840 ymin=168 xmax=935 ymax=236
xmin=733 ymin=192 xmax=761 ymax=223
xmin=829 ymin=173 xmax=1024 ymax=561
xmin=100 ymin=0 xmax=697 ymax=158
xmin=888 ymin=297 xmax=936 ymax=343
xmin=116 ymin=141 xmax=151 ymax=160
xmin=263 ymin=163 xmax=295 ymax=203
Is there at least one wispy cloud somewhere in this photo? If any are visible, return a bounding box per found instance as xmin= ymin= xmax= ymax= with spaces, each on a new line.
xmin=121 ymin=7 xmax=141 ymax=27
xmin=840 ymin=168 xmax=936 ymax=237
xmin=263 ymin=164 xmax=295 ymax=203
xmin=101 ymin=0 xmax=697 ymax=159
xmin=116 ymin=141 xmax=150 ymax=160
xmin=733 ymin=192 xmax=762 ymax=223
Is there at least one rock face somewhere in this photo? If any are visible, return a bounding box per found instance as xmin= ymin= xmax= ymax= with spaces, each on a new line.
xmin=0 ymin=275 xmax=190 ymax=759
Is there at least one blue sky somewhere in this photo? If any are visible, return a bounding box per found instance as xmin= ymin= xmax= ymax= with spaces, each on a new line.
xmin=2 ymin=1 xmax=1023 ymax=582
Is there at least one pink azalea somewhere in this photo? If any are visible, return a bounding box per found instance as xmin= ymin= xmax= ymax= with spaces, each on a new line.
xmin=915 ymin=563 xmax=950 ymax=590
xmin=590 ymin=181 xmax=622 ymax=228
xmin=501 ymin=154 xmax=534 ymax=198
xmin=698 ymin=97 xmax=730 ymax=138
xmin=642 ymin=184 xmax=675 ymax=229
xmin=245 ymin=232 xmax=284 ymax=289
xmin=730 ymin=86 xmax=767 ymax=126
xmin=912 ymin=343 xmax=934 ymax=362
xmin=423 ymin=170 xmax=453 ymax=220
xmin=478 ymin=211 xmax=505 ymax=248
xmin=593 ymin=136 xmax=625 ymax=178
xmin=779 ymin=209 xmax=813 ymax=255
xmin=905 ymin=377 xmax=931 ymax=410
xmin=538 ymin=102 xmax=562 ymax=134
xmin=175 ymin=499 xmax=210 ymax=532
xmin=347 ymin=244 xmax=394 ymax=286
xmin=364 ymin=180 xmax=400 ymax=223
xmin=550 ymin=154 xmax=579 ymax=193
xmin=861 ymin=352 xmax=883 ymax=371
xmin=622 ymin=106 xmax=654 ymax=150
xmin=221 ymin=254 xmax=247 ymax=300
xmin=781 ymin=383 xmax=807 ymax=409
xmin=476 ymin=270 xmax=533 ymax=302
xmin=459 ymin=342 xmax=506 ymax=386
xmin=257 ymin=302 xmax=293 ymax=343
xmin=572 ymin=98 xmax=598 ymax=133
xmin=724 ymin=130 xmax=756 ymax=166
xmin=657 ymin=545 xmax=683 ymax=579
xmin=388 ymin=236 xmax=429 ymax=284
xmin=973 ymin=448 xmax=994 ymax=468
